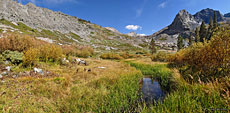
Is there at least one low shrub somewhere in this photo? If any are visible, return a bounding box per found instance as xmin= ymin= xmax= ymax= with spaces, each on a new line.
xmin=120 ymin=52 xmax=138 ymax=59
xmin=0 ymin=33 xmax=38 ymax=52
xmin=22 ymin=48 xmax=39 ymax=66
xmin=100 ymin=53 xmax=123 ymax=60
xmin=62 ymin=45 xmax=94 ymax=58
xmin=151 ymin=51 xmax=171 ymax=62
xmin=38 ymin=44 xmax=63 ymax=62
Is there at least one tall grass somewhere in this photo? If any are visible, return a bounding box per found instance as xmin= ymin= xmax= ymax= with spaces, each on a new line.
xmin=126 ymin=61 xmax=229 ymax=112
xmin=127 ymin=62 xmax=173 ymax=90
xmin=59 ymin=72 xmax=143 ymax=112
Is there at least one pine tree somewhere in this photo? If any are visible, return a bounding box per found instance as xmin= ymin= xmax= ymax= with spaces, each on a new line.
xmin=214 ymin=11 xmax=218 ymax=29
xmin=189 ymin=34 xmax=193 ymax=46
xmin=207 ymin=16 xmax=213 ymax=40
xmin=177 ymin=35 xmax=184 ymax=51
xmin=199 ymin=21 xmax=207 ymax=42
xmin=150 ymin=38 xmax=157 ymax=54
xmin=195 ymin=27 xmax=200 ymax=42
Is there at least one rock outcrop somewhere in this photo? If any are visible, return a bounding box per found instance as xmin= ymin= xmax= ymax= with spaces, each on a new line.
xmin=0 ymin=0 xmax=151 ymax=51
xmin=149 ymin=8 xmax=228 ymax=47
xmin=150 ymin=10 xmax=199 ymax=45
xmin=0 ymin=0 xmax=96 ymax=38
xmin=194 ymin=8 xmax=224 ymax=23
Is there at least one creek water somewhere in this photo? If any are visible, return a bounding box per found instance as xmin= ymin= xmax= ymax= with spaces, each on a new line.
xmin=140 ymin=77 xmax=165 ymax=105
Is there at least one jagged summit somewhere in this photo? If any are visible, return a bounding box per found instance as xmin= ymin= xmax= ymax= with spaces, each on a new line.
xmin=194 ymin=8 xmax=224 ymax=23
xmin=149 ymin=8 xmax=229 ymax=47
xmin=168 ymin=9 xmax=199 ymax=34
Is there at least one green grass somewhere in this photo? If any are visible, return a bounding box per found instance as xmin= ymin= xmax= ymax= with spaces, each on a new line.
xmin=126 ymin=62 xmax=173 ymax=89
xmin=61 ymin=72 xmax=143 ymax=112
xmin=126 ymin=61 xmax=229 ymax=113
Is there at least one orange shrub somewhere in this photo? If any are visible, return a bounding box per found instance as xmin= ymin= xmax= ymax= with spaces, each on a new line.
xmin=0 ymin=33 xmax=47 ymax=52
xmin=38 ymin=44 xmax=63 ymax=62
xmin=170 ymin=25 xmax=230 ymax=82
xmin=62 ymin=45 xmax=94 ymax=58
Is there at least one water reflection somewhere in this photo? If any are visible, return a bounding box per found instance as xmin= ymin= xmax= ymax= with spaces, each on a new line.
xmin=141 ymin=77 xmax=165 ymax=105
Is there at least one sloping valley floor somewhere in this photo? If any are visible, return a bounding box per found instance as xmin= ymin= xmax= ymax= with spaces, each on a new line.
xmin=0 ymin=57 xmax=229 ymax=112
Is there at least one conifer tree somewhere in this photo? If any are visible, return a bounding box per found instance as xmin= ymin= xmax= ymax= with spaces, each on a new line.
xmin=207 ymin=16 xmax=213 ymax=40
xmin=199 ymin=21 xmax=207 ymax=42
xmin=195 ymin=27 xmax=200 ymax=42
xmin=177 ymin=35 xmax=184 ymax=51
xmin=150 ymin=38 xmax=157 ymax=54
xmin=214 ymin=11 xmax=218 ymax=29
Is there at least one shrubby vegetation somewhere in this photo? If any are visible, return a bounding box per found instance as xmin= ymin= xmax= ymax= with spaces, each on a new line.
xmin=0 ymin=33 xmax=94 ymax=67
xmin=151 ymin=51 xmax=171 ymax=62
xmin=100 ymin=52 xmax=143 ymax=60
xmin=100 ymin=53 xmax=124 ymax=60
xmin=170 ymin=25 xmax=230 ymax=82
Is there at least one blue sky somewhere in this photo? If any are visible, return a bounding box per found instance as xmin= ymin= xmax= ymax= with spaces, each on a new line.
xmin=19 ymin=0 xmax=230 ymax=35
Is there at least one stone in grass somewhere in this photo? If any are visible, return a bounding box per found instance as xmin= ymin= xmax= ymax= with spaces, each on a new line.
xmin=5 ymin=66 xmax=11 ymax=72
xmin=0 ymin=74 xmax=2 ymax=79
xmin=12 ymin=75 xmax=18 ymax=78
xmin=1 ymin=72 xmax=7 ymax=75
xmin=34 ymin=68 xmax=44 ymax=75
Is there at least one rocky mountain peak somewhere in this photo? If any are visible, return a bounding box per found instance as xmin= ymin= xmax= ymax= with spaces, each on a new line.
xmin=194 ymin=8 xmax=224 ymax=23
xmin=168 ymin=9 xmax=199 ymax=34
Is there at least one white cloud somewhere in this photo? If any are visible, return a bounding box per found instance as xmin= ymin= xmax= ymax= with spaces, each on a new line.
xmin=125 ymin=25 xmax=142 ymax=31
xmin=158 ymin=2 xmax=167 ymax=8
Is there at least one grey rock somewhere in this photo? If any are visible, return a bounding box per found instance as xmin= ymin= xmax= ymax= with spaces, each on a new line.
xmin=149 ymin=8 xmax=228 ymax=48
xmin=194 ymin=8 xmax=224 ymax=23
xmin=12 ymin=75 xmax=17 ymax=78
xmin=34 ymin=68 xmax=44 ymax=75
xmin=5 ymin=66 xmax=11 ymax=71
xmin=149 ymin=10 xmax=199 ymax=45
xmin=4 ymin=61 xmax=9 ymax=65
xmin=105 ymin=27 xmax=121 ymax=34
xmin=2 ymin=72 xmax=7 ymax=75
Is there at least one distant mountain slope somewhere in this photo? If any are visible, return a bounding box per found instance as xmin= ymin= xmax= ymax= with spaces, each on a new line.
xmin=0 ymin=0 xmax=151 ymax=52
xmin=224 ymin=13 xmax=230 ymax=17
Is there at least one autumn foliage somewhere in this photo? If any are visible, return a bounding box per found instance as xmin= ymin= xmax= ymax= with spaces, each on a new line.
xmin=170 ymin=25 xmax=230 ymax=82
